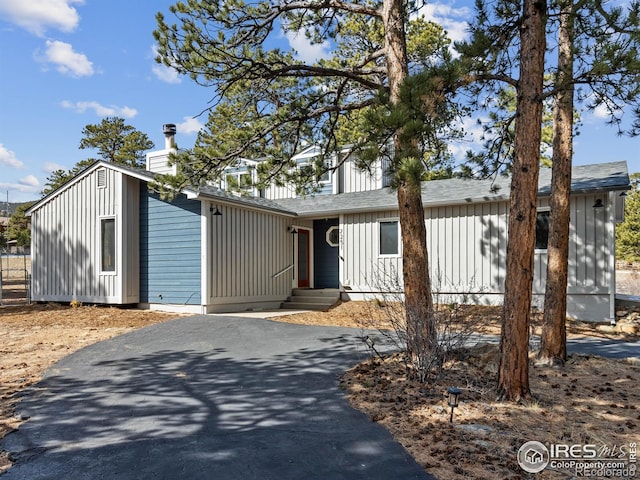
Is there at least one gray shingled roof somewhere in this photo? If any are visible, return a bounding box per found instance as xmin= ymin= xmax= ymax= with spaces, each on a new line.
xmin=105 ymin=162 xmax=296 ymax=216
xmin=196 ymin=185 xmax=297 ymax=215
xmin=274 ymin=161 xmax=630 ymax=216
xmin=31 ymin=159 xmax=628 ymax=219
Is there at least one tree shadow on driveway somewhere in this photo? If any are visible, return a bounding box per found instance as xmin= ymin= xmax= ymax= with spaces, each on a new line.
xmin=1 ymin=316 xmax=432 ymax=480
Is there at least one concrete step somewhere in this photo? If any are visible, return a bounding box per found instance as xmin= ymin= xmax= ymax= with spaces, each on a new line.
xmin=281 ymin=289 xmax=341 ymax=311
xmin=281 ymin=302 xmax=336 ymax=311
xmin=292 ymin=288 xmax=341 ymax=298
xmin=286 ymin=295 xmax=337 ymax=304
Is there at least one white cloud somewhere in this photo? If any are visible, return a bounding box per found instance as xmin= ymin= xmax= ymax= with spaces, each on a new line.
xmin=593 ymin=105 xmax=607 ymax=119
xmin=0 ymin=144 xmax=25 ymax=169
xmin=19 ymin=175 xmax=40 ymax=187
xmin=151 ymin=45 xmax=181 ymax=84
xmin=43 ymin=161 xmax=66 ymax=173
xmin=152 ymin=63 xmax=181 ymax=84
xmin=0 ymin=0 xmax=83 ymax=36
xmin=41 ymin=40 xmax=93 ymax=77
xmin=61 ymin=100 xmax=138 ymax=118
xmin=448 ymin=116 xmax=488 ymax=162
xmin=418 ymin=2 xmax=471 ymax=44
xmin=176 ymin=117 xmax=204 ymax=135
xmin=0 ymin=181 xmax=40 ymax=196
xmin=285 ymin=30 xmax=332 ymax=63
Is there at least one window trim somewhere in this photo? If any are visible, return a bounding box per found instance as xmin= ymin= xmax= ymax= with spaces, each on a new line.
xmin=99 ymin=216 xmax=117 ymax=275
xmin=297 ymin=156 xmax=332 ymax=185
xmin=535 ymin=207 xmax=550 ymax=252
xmin=326 ymin=226 xmax=340 ymax=247
xmin=378 ymin=218 xmax=400 ymax=257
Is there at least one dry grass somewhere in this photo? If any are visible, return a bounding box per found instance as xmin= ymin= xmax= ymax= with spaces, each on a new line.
xmin=342 ymin=349 xmax=639 ymax=479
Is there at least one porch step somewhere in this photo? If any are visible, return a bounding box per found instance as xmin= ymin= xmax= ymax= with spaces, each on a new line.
xmin=281 ymin=288 xmax=341 ymax=311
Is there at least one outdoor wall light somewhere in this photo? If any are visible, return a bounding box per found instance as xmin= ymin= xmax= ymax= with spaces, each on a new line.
xmin=289 ymin=227 xmax=298 ymax=235
xmin=620 ymin=191 xmax=628 ymax=197
xmin=210 ymin=205 xmax=222 ymax=216
xmin=447 ymin=387 xmax=462 ymax=423
xmin=592 ymin=199 xmax=604 ymax=208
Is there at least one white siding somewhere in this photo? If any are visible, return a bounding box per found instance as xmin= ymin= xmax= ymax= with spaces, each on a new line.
xmin=31 ymin=168 xmax=138 ymax=304
xmin=342 ymin=211 xmax=402 ymax=291
xmin=426 ymin=201 xmax=508 ymax=295
xmin=207 ymin=203 xmax=293 ymax=311
xmin=339 ymin=193 xmax=614 ymax=321
xmin=122 ymin=175 xmax=140 ymax=302
xmin=341 ymin=158 xmax=391 ymax=193
xmin=146 ymin=149 xmax=176 ymax=175
xmin=263 ymin=183 xmax=298 ymax=200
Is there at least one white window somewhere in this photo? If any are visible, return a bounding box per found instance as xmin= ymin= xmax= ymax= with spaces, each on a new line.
xmin=379 ymin=219 xmax=399 ymax=256
xmin=101 ymin=218 xmax=116 ymax=273
xmin=225 ymin=172 xmax=253 ymax=191
xmin=298 ymin=158 xmax=331 ymax=184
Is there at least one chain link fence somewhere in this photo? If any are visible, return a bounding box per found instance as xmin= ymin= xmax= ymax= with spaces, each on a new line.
xmin=0 ymin=248 xmax=30 ymax=306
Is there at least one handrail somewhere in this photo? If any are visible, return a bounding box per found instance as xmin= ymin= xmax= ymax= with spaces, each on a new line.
xmin=272 ymin=264 xmax=294 ymax=279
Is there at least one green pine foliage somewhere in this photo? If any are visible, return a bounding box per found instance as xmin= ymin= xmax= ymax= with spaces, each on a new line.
xmin=153 ymin=1 xmax=465 ymax=196
xmin=42 ymin=118 xmax=153 ymax=196
xmin=617 ymin=173 xmax=640 ymax=262
xmin=7 ymin=203 xmax=34 ymax=247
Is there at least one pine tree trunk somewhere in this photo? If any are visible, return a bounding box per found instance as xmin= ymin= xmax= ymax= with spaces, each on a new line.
xmin=539 ymin=0 xmax=574 ymax=365
xmin=498 ymin=0 xmax=547 ymax=401
xmin=382 ymin=0 xmax=436 ymax=362
xmin=398 ymin=182 xmax=435 ymax=362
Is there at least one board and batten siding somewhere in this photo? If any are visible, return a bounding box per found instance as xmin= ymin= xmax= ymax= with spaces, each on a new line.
xmin=146 ymin=149 xmax=177 ymax=175
xmin=342 ymin=210 xmax=402 ymax=291
xmin=207 ymin=202 xmax=293 ymax=311
xmin=139 ymin=188 xmax=201 ymax=305
xmin=31 ymin=167 xmax=139 ymax=303
xmin=340 ymin=193 xmax=613 ymax=321
xmin=425 ymin=201 xmax=508 ymax=298
xmin=340 ymin=158 xmax=391 ymax=194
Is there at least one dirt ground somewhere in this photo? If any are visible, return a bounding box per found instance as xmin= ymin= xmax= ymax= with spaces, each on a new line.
xmin=1 ymin=301 xmax=639 ymax=479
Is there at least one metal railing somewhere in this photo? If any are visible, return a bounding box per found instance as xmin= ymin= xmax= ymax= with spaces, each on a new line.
xmin=271 ymin=264 xmax=294 ymax=279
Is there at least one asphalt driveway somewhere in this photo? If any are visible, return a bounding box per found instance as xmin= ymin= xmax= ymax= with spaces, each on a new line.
xmin=1 ymin=316 xmax=432 ymax=480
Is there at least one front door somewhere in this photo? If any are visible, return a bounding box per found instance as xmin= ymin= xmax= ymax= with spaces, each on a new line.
xmin=297 ymin=228 xmax=311 ymax=288
xmin=313 ymin=218 xmax=339 ymax=288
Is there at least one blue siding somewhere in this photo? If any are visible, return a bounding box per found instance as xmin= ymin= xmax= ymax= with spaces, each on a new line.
xmin=140 ymin=186 xmax=201 ymax=304
xmin=313 ymin=218 xmax=339 ymax=288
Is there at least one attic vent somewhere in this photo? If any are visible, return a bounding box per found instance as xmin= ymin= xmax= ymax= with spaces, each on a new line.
xmin=97 ymin=168 xmax=107 ymax=188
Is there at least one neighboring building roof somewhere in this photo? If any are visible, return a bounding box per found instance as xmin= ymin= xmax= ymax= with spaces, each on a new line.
xmin=275 ymin=161 xmax=630 ymax=216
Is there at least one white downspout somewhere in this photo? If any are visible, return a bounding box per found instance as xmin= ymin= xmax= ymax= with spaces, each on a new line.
xmin=201 ymin=201 xmax=210 ymax=314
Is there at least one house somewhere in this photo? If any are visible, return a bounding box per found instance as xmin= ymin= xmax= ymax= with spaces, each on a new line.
xmin=27 ymin=126 xmax=631 ymax=321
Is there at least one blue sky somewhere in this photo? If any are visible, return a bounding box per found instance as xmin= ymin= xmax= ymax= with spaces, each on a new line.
xmin=0 ymin=0 xmax=638 ymax=203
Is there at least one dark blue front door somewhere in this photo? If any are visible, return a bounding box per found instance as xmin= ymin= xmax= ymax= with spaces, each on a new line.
xmin=313 ymin=218 xmax=339 ymax=288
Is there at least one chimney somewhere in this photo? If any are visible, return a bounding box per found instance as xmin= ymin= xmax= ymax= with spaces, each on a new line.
xmin=163 ymin=123 xmax=177 ymax=150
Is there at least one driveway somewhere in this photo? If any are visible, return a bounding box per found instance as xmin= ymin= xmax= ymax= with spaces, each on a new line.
xmin=1 ymin=316 xmax=432 ymax=480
